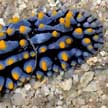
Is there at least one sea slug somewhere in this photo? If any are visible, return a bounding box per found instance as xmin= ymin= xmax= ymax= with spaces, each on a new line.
xmin=0 ymin=9 xmax=104 ymax=92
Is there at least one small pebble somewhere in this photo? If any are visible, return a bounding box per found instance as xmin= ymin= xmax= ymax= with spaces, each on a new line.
xmin=0 ymin=100 xmax=12 ymax=108
xmin=81 ymin=105 xmax=89 ymax=108
xmin=42 ymin=85 xmax=50 ymax=96
xmin=59 ymin=78 xmax=72 ymax=91
xmin=48 ymin=0 xmax=57 ymax=7
xmin=57 ymin=100 xmax=63 ymax=106
xmin=32 ymin=106 xmax=38 ymax=108
xmin=81 ymin=64 xmax=90 ymax=71
xmin=32 ymin=81 xmax=42 ymax=89
xmin=24 ymin=84 xmax=31 ymax=91
xmin=55 ymin=106 xmax=63 ymax=108
xmin=100 ymin=105 xmax=107 ymax=108
xmin=80 ymin=71 xmax=94 ymax=88
xmin=100 ymin=51 xmax=107 ymax=56
xmin=87 ymin=57 xmax=98 ymax=65
xmin=83 ymin=81 xmax=100 ymax=92
xmin=18 ymin=2 xmax=27 ymax=12
xmin=0 ymin=18 xmax=5 ymax=25
xmin=106 ymin=83 xmax=108 ymax=87
xmin=11 ymin=93 xmax=25 ymax=105
xmin=64 ymin=69 xmax=74 ymax=78
xmin=101 ymin=94 xmax=107 ymax=100
xmin=72 ymin=74 xmax=79 ymax=84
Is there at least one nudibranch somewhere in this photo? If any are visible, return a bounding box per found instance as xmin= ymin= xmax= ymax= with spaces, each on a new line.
xmin=0 ymin=9 xmax=104 ymax=93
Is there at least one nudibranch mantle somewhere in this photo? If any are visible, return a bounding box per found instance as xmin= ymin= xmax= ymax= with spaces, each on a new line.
xmin=0 ymin=9 xmax=104 ymax=92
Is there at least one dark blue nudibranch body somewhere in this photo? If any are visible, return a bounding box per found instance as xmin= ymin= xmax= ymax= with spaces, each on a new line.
xmin=0 ymin=9 xmax=104 ymax=92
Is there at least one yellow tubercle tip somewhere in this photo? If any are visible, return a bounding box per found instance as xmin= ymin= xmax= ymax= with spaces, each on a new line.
xmin=23 ymin=16 xmax=28 ymax=19
xmin=52 ymin=31 xmax=58 ymax=37
xmin=52 ymin=10 xmax=57 ymax=16
xmin=31 ymin=12 xmax=35 ymax=16
xmin=0 ymin=32 xmax=5 ymax=37
xmin=0 ymin=64 xmax=4 ymax=70
xmin=83 ymin=38 xmax=91 ymax=44
xmin=39 ymin=24 xmax=44 ymax=28
xmin=8 ymin=18 xmax=13 ymax=23
xmin=41 ymin=61 xmax=47 ymax=71
xmin=12 ymin=16 xmax=20 ymax=23
xmin=65 ymin=38 xmax=72 ymax=45
xmin=77 ymin=13 xmax=82 ymax=18
xmin=93 ymin=35 xmax=99 ymax=40
xmin=66 ymin=11 xmax=73 ymax=19
xmin=23 ymin=53 xmax=29 ymax=59
xmin=12 ymin=72 xmax=19 ymax=80
xmin=75 ymin=28 xmax=83 ymax=34
xmin=87 ymin=28 xmax=93 ymax=33
xmin=0 ymin=86 xmax=3 ymax=91
xmin=40 ymin=47 xmax=46 ymax=53
xmin=59 ymin=41 xmax=66 ymax=49
xmin=61 ymin=63 xmax=66 ymax=69
xmin=65 ymin=18 xmax=71 ymax=28
xmin=8 ymin=82 xmax=14 ymax=89
xmin=37 ymin=74 xmax=42 ymax=80
xmin=0 ymin=24 xmax=3 ymax=30
xmin=87 ymin=45 xmax=93 ymax=50
xmin=64 ymin=11 xmax=73 ymax=28
xmin=61 ymin=52 xmax=68 ymax=61
xmin=19 ymin=25 xmax=26 ymax=33
xmin=30 ymin=52 xmax=36 ymax=57
xmin=25 ymin=65 xmax=33 ymax=73
xmin=38 ymin=12 xmax=44 ymax=20
xmin=19 ymin=39 xmax=27 ymax=47
xmin=59 ymin=17 xmax=65 ymax=24
xmin=7 ymin=58 xmax=15 ymax=65
xmin=6 ymin=28 xmax=13 ymax=35
xmin=0 ymin=40 xmax=7 ymax=50
xmin=20 ymin=77 xmax=26 ymax=83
